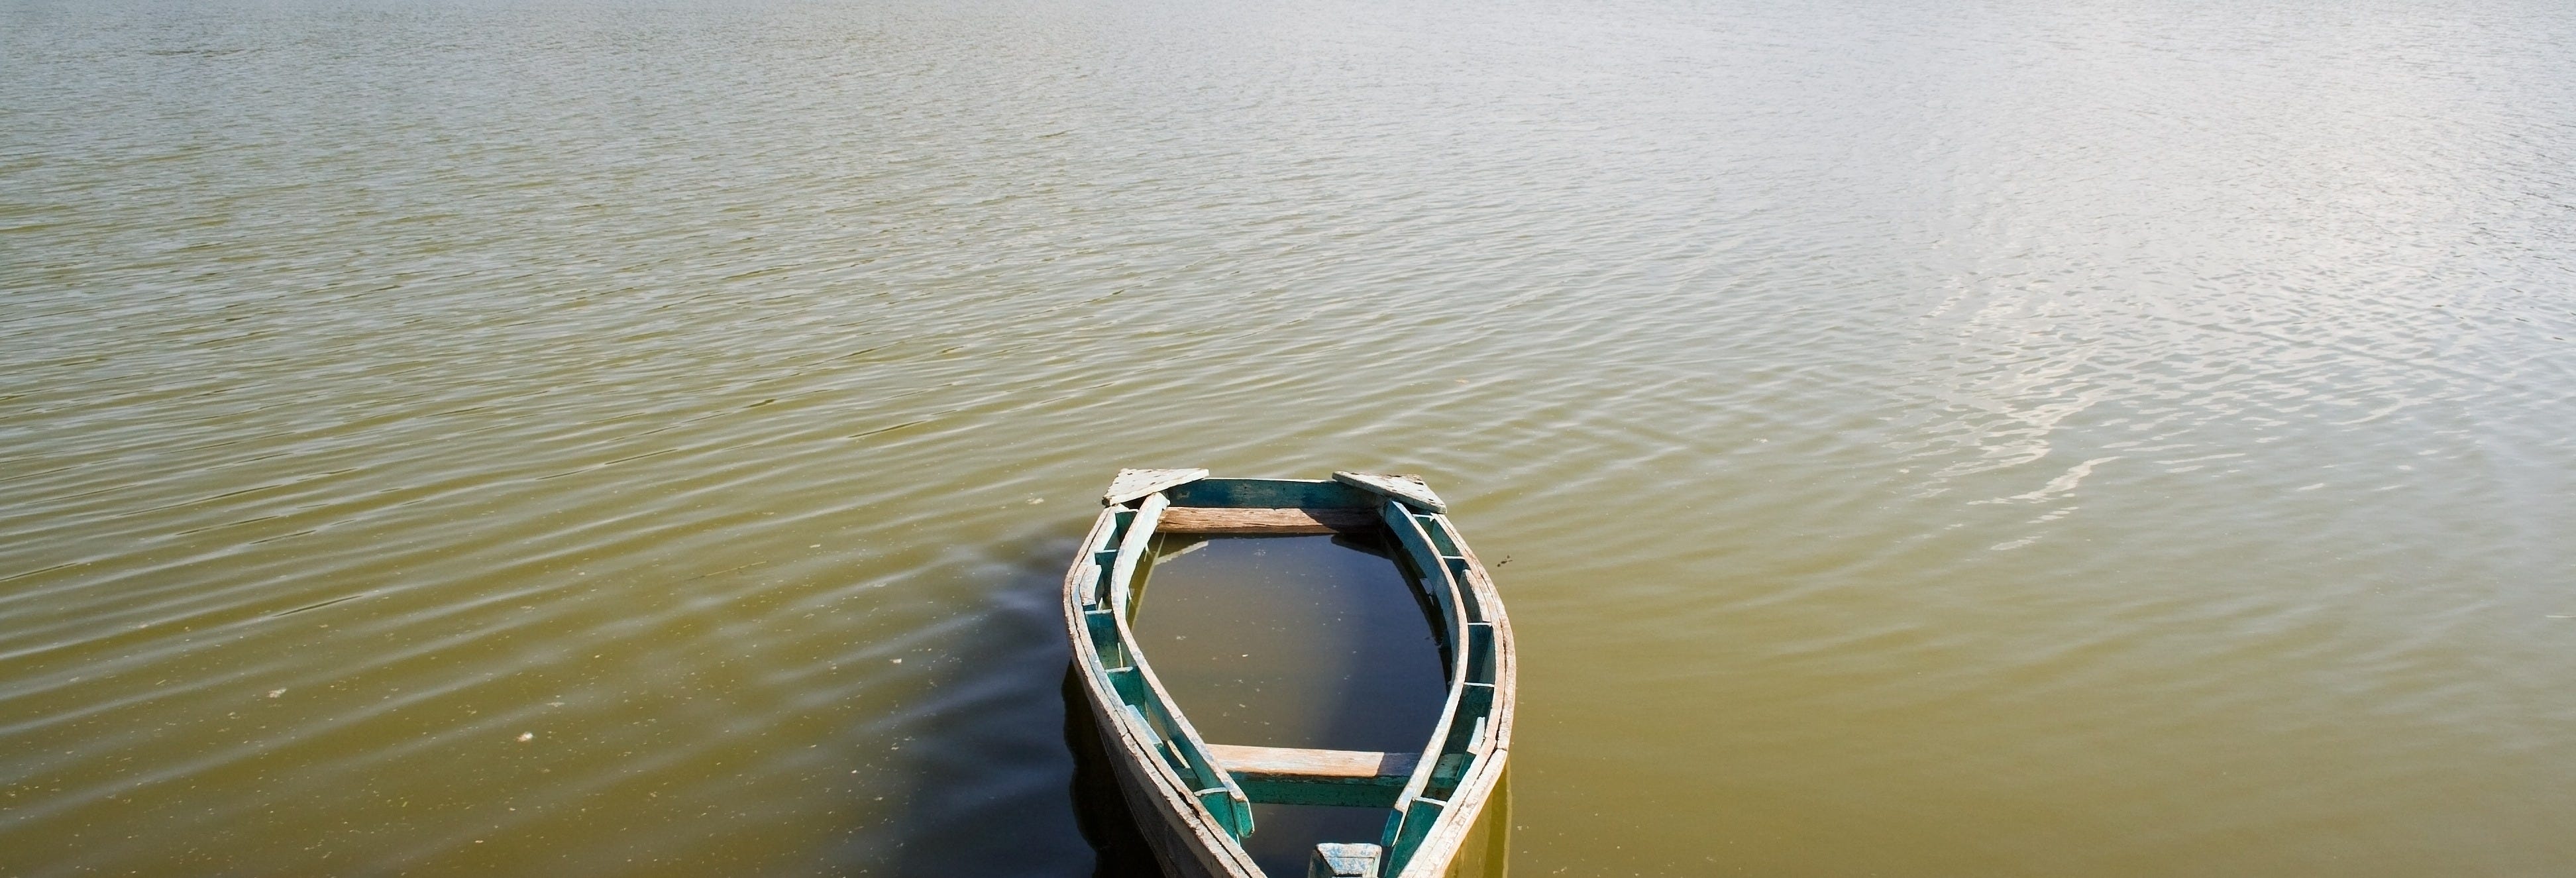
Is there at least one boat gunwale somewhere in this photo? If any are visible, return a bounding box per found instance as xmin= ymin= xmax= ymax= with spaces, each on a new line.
xmin=1371 ymin=501 xmax=1513 ymax=876
xmin=1384 ymin=507 xmax=1514 ymax=876
xmin=1064 ymin=500 xmax=1262 ymax=877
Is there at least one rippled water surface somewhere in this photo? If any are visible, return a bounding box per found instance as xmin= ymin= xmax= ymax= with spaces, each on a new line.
xmin=5 ymin=0 xmax=2575 ymax=874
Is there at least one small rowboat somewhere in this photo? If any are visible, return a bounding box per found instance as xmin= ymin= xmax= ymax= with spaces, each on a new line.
xmin=1063 ymin=470 xmax=1515 ymax=878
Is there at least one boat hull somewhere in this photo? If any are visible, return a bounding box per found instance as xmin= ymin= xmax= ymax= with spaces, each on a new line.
xmin=1061 ymin=472 xmax=1515 ymax=878
xmin=1077 ymin=675 xmax=1250 ymax=878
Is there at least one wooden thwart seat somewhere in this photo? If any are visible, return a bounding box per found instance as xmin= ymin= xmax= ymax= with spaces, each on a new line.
xmin=1205 ymin=743 xmax=1419 ymax=808
xmin=1156 ymin=506 xmax=1381 ymax=534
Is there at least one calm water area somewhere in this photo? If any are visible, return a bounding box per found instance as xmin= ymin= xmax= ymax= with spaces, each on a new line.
xmin=5 ymin=0 xmax=2575 ymax=875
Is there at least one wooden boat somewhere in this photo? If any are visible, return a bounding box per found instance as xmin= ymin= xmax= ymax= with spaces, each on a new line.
xmin=1062 ymin=469 xmax=1515 ymax=878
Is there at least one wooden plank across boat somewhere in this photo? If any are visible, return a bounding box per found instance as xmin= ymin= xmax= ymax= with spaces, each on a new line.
xmin=1063 ymin=470 xmax=1515 ymax=878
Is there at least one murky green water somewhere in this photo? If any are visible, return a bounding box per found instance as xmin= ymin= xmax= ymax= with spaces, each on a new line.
xmin=5 ymin=0 xmax=2575 ymax=875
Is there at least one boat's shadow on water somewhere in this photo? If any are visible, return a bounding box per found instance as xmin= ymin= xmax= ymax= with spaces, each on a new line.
xmin=1062 ymin=667 xmax=1166 ymax=878
xmin=860 ymin=528 xmax=1157 ymax=878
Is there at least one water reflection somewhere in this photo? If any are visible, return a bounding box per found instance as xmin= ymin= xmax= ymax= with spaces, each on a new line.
xmin=1134 ymin=534 xmax=1447 ymax=753
xmin=1062 ymin=669 xmax=1159 ymax=878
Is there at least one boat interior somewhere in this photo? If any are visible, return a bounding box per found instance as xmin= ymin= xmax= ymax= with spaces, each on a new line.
xmin=1070 ymin=476 xmax=1508 ymax=877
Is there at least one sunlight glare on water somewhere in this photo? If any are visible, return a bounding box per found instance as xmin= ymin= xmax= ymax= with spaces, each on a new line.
xmin=3 ymin=0 xmax=2573 ymax=875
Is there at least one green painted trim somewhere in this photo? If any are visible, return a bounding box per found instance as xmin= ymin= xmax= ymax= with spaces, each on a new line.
xmin=1164 ymin=478 xmax=1379 ymax=509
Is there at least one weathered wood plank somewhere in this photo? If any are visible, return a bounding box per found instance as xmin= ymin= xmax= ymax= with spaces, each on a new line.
xmin=1208 ymin=743 xmax=1418 ymax=807
xmin=1205 ymin=744 xmax=1418 ymax=781
xmin=1331 ymin=472 xmax=1447 ymax=512
xmin=1156 ymin=507 xmax=1380 ymax=534
xmin=1309 ymin=843 xmax=1383 ymax=878
xmin=1108 ymin=494 xmax=1169 ymax=609
xmin=1104 ymin=468 xmax=1210 ymax=506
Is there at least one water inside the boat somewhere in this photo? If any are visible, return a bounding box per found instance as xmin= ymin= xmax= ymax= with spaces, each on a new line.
xmin=1132 ymin=531 xmax=1449 ymax=876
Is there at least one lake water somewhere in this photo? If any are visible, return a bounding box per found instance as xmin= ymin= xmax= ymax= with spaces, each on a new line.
xmin=4 ymin=0 xmax=2574 ymax=875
